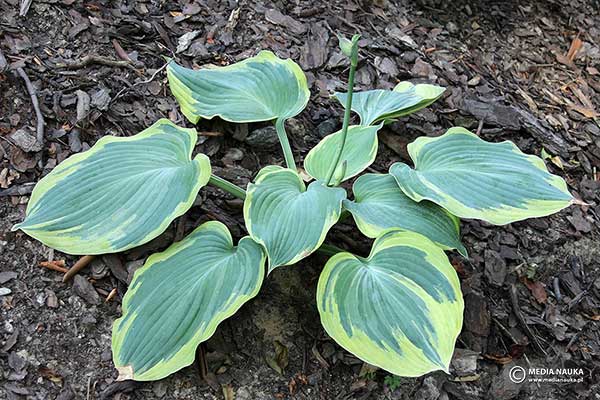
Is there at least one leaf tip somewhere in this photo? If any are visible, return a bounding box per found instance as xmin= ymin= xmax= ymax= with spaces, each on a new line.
xmin=389 ymin=162 xmax=411 ymax=176
xmin=457 ymin=245 xmax=469 ymax=258
xmin=571 ymin=197 xmax=589 ymax=207
xmin=116 ymin=365 xmax=135 ymax=381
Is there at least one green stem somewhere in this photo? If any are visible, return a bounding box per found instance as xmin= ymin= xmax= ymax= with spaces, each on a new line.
xmin=325 ymin=41 xmax=359 ymax=186
xmin=208 ymin=174 xmax=246 ymax=200
xmin=275 ymin=119 xmax=296 ymax=170
xmin=316 ymin=243 xmax=346 ymax=257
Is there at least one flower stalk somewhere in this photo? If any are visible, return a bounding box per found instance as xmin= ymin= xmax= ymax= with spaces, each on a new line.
xmin=325 ymin=34 xmax=360 ymax=186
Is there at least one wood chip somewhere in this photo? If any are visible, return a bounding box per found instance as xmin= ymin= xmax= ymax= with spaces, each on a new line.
xmin=566 ymin=36 xmax=583 ymax=62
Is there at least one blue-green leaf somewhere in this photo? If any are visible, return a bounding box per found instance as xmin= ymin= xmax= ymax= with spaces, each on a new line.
xmin=167 ymin=50 xmax=309 ymax=125
xmin=304 ymin=124 xmax=382 ymax=184
xmin=244 ymin=166 xmax=346 ymax=272
xmin=390 ymin=127 xmax=573 ymax=225
xmin=334 ymin=82 xmax=445 ymax=125
xmin=344 ymin=173 xmax=466 ymax=256
xmin=112 ymin=221 xmax=265 ymax=381
xmin=317 ymin=230 xmax=463 ymax=377
xmin=12 ymin=119 xmax=211 ymax=255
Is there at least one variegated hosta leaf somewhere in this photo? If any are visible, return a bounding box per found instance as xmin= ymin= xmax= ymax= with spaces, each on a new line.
xmin=317 ymin=230 xmax=463 ymax=377
xmin=112 ymin=221 xmax=265 ymax=381
xmin=390 ymin=127 xmax=573 ymax=225
xmin=334 ymin=82 xmax=445 ymax=125
xmin=343 ymin=174 xmax=467 ymax=256
xmin=167 ymin=50 xmax=309 ymax=124
xmin=303 ymin=124 xmax=382 ymax=184
xmin=12 ymin=119 xmax=211 ymax=255
xmin=244 ymin=166 xmax=346 ymax=272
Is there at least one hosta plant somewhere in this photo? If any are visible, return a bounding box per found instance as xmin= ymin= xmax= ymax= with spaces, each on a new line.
xmin=13 ymin=35 xmax=574 ymax=381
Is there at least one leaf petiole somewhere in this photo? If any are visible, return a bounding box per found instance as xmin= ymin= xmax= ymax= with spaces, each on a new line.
xmin=316 ymin=243 xmax=346 ymax=257
xmin=208 ymin=174 xmax=246 ymax=200
xmin=275 ymin=119 xmax=297 ymax=171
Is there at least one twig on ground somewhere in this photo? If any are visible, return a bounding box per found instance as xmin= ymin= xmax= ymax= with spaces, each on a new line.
xmin=86 ymin=376 xmax=91 ymax=400
xmin=175 ymin=214 xmax=187 ymax=242
xmin=15 ymin=67 xmax=45 ymax=145
xmin=112 ymin=39 xmax=132 ymax=62
xmin=195 ymin=343 xmax=220 ymax=391
xmin=110 ymin=62 xmax=168 ymax=104
xmin=39 ymin=260 xmax=68 ymax=274
xmin=509 ymin=284 xmax=548 ymax=356
xmin=152 ymin=21 xmax=176 ymax=55
xmin=491 ymin=317 xmax=534 ymax=369
xmin=56 ymin=55 xmax=139 ymax=72
xmin=492 ymin=317 xmax=521 ymax=345
xmin=311 ymin=342 xmax=330 ymax=369
xmin=0 ymin=47 xmax=7 ymax=73
xmin=302 ymin=341 xmax=308 ymax=373
xmin=198 ymin=131 xmax=224 ymax=137
xmin=553 ymin=277 xmax=562 ymax=302
xmin=476 ymin=118 xmax=485 ymax=135
xmin=567 ymin=279 xmax=597 ymax=311
xmin=565 ymin=332 xmax=580 ymax=353
xmin=0 ymin=182 xmax=35 ymax=197
xmin=19 ymin=0 xmax=33 ymax=16
xmin=105 ymin=288 xmax=117 ymax=303
xmin=196 ymin=343 xmax=209 ymax=379
xmin=99 ymin=380 xmax=141 ymax=400
xmin=63 ymin=255 xmax=95 ymax=282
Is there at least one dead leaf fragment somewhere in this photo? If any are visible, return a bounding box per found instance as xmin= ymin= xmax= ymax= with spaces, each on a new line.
xmin=358 ymin=362 xmax=379 ymax=377
xmin=566 ymin=36 xmax=583 ymax=62
xmin=176 ymin=31 xmax=201 ymax=54
xmin=38 ymin=366 xmax=63 ymax=384
xmin=516 ymin=87 xmax=538 ymax=112
xmin=523 ymin=278 xmax=547 ymax=304
xmin=0 ymin=168 xmax=18 ymax=188
xmin=311 ymin=343 xmax=330 ymax=369
xmin=116 ymin=365 xmax=134 ymax=381
xmin=222 ymin=384 xmax=234 ymax=400
xmin=265 ymin=9 xmax=306 ymax=35
xmin=75 ymin=90 xmax=90 ymax=122
xmin=483 ymin=354 xmax=513 ymax=365
xmin=10 ymin=128 xmax=42 ymax=152
xmin=10 ymin=148 xmax=37 ymax=172
xmin=265 ymin=340 xmax=289 ymax=375
xmin=112 ymin=39 xmax=131 ymax=62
